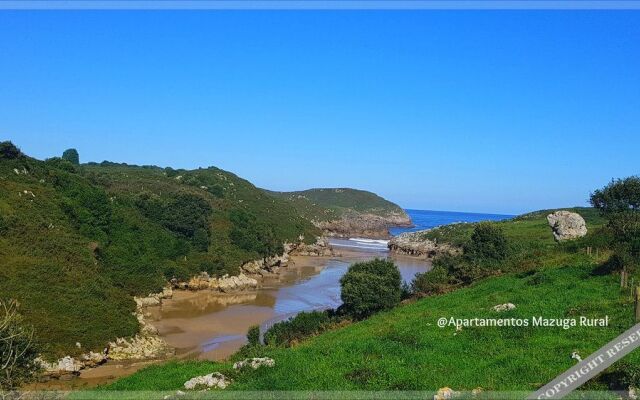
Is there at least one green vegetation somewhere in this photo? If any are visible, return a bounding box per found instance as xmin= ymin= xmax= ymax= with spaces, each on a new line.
xmin=263 ymin=310 xmax=334 ymax=347
xmin=266 ymin=188 xmax=407 ymax=222
xmin=62 ymin=148 xmax=80 ymax=165
xmin=0 ymin=300 xmax=40 ymax=391
xmin=0 ymin=142 xmax=319 ymax=358
xmin=590 ymin=176 xmax=640 ymax=274
xmin=340 ymin=258 xmax=402 ymax=319
xmin=103 ymin=196 xmax=639 ymax=394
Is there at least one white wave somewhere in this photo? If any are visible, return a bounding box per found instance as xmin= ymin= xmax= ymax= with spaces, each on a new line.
xmin=348 ymin=238 xmax=389 ymax=245
xmin=330 ymin=243 xmax=389 ymax=250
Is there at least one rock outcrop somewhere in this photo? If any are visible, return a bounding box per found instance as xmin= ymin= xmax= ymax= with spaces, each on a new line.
xmin=388 ymin=230 xmax=461 ymax=259
xmin=316 ymin=211 xmax=412 ymax=239
xmin=178 ymin=272 xmax=259 ymax=292
xmin=288 ymin=237 xmax=336 ymax=257
xmin=546 ymin=211 xmax=588 ymax=241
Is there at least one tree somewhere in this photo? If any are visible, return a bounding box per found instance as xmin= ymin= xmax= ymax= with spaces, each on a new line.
xmin=591 ymin=177 xmax=640 ymax=242
xmin=62 ymin=148 xmax=80 ymax=165
xmin=464 ymin=222 xmax=509 ymax=263
xmin=591 ymin=177 xmax=640 ymax=270
xmin=340 ymin=259 xmax=402 ymax=319
xmin=0 ymin=142 xmax=22 ymax=160
xmin=1 ymin=300 xmax=40 ymax=391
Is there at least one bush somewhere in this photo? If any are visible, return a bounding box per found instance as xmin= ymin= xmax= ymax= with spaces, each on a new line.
xmin=464 ymin=222 xmax=510 ymax=263
xmin=0 ymin=141 xmax=22 ymax=160
xmin=62 ymin=148 xmax=80 ymax=165
xmin=0 ymin=300 xmax=40 ymax=391
xmin=340 ymin=259 xmax=402 ymax=319
xmin=411 ymin=264 xmax=452 ymax=295
xmin=264 ymin=311 xmax=331 ymax=347
xmin=247 ymin=325 xmax=261 ymax=346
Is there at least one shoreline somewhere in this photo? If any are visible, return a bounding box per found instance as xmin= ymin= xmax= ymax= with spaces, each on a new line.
xmin=30 ymin=241 xmax=430 ymax=390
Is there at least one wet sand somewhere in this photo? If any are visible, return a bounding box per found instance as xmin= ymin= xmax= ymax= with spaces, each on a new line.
xmin=36 ymin=243 xmax=430 ymax=388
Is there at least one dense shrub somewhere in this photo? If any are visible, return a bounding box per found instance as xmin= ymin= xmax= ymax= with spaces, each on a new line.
xmin=463 ymin=222 xmax=510 ymax=263
xmin=229 ymin=209 xmax=282 ymax=257
xmin=135 ymin=192 xmax=212 ymax=247
xmin=411 ymin=264 xmax=452 ymax=295
xmin=0 ymin=300 xmax=40 ymax=391
xmin=340 ymin=259 xmax=402 ymax=319
xmin=0 ymin=141 xmax=22 ymax=160
xmin=264 ymin=311 xmax=331 ymax=347
xmin=247 ymin=325 xmax=261 ymax=346
xmin=62 ymin=148 xmax=80 ymax=165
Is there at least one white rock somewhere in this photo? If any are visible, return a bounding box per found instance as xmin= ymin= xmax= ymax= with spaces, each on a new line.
xmin=233 ymin=357 xmax=275 ymax=370
xmin=184 ymin=372 xmax=230 ymax=390
xmin=492 ymin=303 xmax=516 ymax=312
xmin=547 ymin=211 xmax=588 ymax=241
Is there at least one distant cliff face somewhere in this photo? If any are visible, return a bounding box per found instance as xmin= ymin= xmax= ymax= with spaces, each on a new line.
xmin=266 ymin=188 xmax=412 ymax=238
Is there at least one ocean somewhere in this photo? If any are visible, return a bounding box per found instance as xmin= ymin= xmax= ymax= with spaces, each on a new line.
xmin=330 ymin=209 xmax=514 ymax=252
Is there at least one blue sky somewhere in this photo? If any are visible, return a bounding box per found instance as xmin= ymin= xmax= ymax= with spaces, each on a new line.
xmin=1 ymin=11 xmax=639 ymax=214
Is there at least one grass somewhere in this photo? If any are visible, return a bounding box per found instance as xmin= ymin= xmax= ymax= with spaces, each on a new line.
xmin=96 ymin=208 xmax=638 ymax=395
xmin=99 ymin=263 xmax=637 ymax=394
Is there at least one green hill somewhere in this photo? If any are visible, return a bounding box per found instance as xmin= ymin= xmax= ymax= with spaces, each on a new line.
xmin=267 ymin=188 xmax=412 ymax=238
xmin=0 ymin=142 xmax=319 ymax=358
xmin=101 ymin=207 xmax=639 ymax=395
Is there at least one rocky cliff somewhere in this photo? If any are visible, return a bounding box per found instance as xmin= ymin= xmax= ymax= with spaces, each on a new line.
xmin=266 ymin=188 xmax=412 ymax=238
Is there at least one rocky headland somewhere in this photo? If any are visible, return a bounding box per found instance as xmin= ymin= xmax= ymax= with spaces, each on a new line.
xmin=388 ymin=229 xmax=461 ymax=259
xmin=316 ymin=211 xmax=412 ymax=239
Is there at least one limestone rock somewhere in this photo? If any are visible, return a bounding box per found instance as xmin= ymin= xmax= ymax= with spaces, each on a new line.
xmin=108 ymin=334 xmax=173 ymax=361
xmin=233 ymin=357 xmax=275 ymax=370
xmin=184 ymin=372 xmax=230 ymax=390
xmin=388 ymin=230 xmax=461 ymax=258
xmin=434 ymin=387 xmax=457 ymax=400
xmin=546 ymin=211 xmax=587 ymax=241
xmin=492 ymin=303 xmax=516 ymax=312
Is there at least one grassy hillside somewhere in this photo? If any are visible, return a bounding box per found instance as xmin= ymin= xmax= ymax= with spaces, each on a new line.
xmin=0 ymin=142 xmax=319 ymax=358
xmin=266 ymin=188 xmax=408 ymax=223
xmin=101 ymin=207 xmax=638 ymax=395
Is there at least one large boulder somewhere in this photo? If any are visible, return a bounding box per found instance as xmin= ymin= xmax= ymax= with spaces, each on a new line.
xmin=546 ymin=211 xmax=587 ymax=241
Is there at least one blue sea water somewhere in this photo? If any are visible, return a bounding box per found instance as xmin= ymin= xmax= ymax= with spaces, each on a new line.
xmin=390 ymin=209 xmax=514 ymax=236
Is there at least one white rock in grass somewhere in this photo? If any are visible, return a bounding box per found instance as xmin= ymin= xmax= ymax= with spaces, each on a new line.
xmin=184 ymin=372 xmax=230 ymax=390
xmin=233 ymin=357 xmax=275 ymax=370
xmin=492 ymin=303 xmax=516 ymax=312
xmin=434 ymin=387 xmax=457 ymax=400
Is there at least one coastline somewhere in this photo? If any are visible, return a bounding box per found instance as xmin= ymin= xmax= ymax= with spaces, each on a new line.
xmin=31 ymin=232 xmax=429 ymax=389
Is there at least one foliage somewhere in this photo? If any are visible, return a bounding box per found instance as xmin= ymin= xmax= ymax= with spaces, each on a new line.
xmin=0 ymin=144 xmax=319 ymax=357
xmin=264 ymin=311 xmax=332 ymax=347
xmin=229 ymin=209 xmax=282 ymax=257
xmin=411 ymin=264 xmax=453 ymax=295
xmin=0 ymin=142 xmax=22 ymax=160
xmin=246 ymin=325 xmax=261 ymax=347
xmin=340 ymin=259 xmax=402 ymax=319
xmin=62 ymin=148 xmax=80 ymax=165
xmin=590 ymin=176 xmax=640 ymax=272
xmin=463 ymin=222 xmax=510 ymax=263
xmin=0 ymin=300 xmax=40 ymax=391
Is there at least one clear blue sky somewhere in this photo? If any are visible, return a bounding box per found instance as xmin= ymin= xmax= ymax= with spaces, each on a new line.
xmin=1 ymin=11 xmax=639 ymax=214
